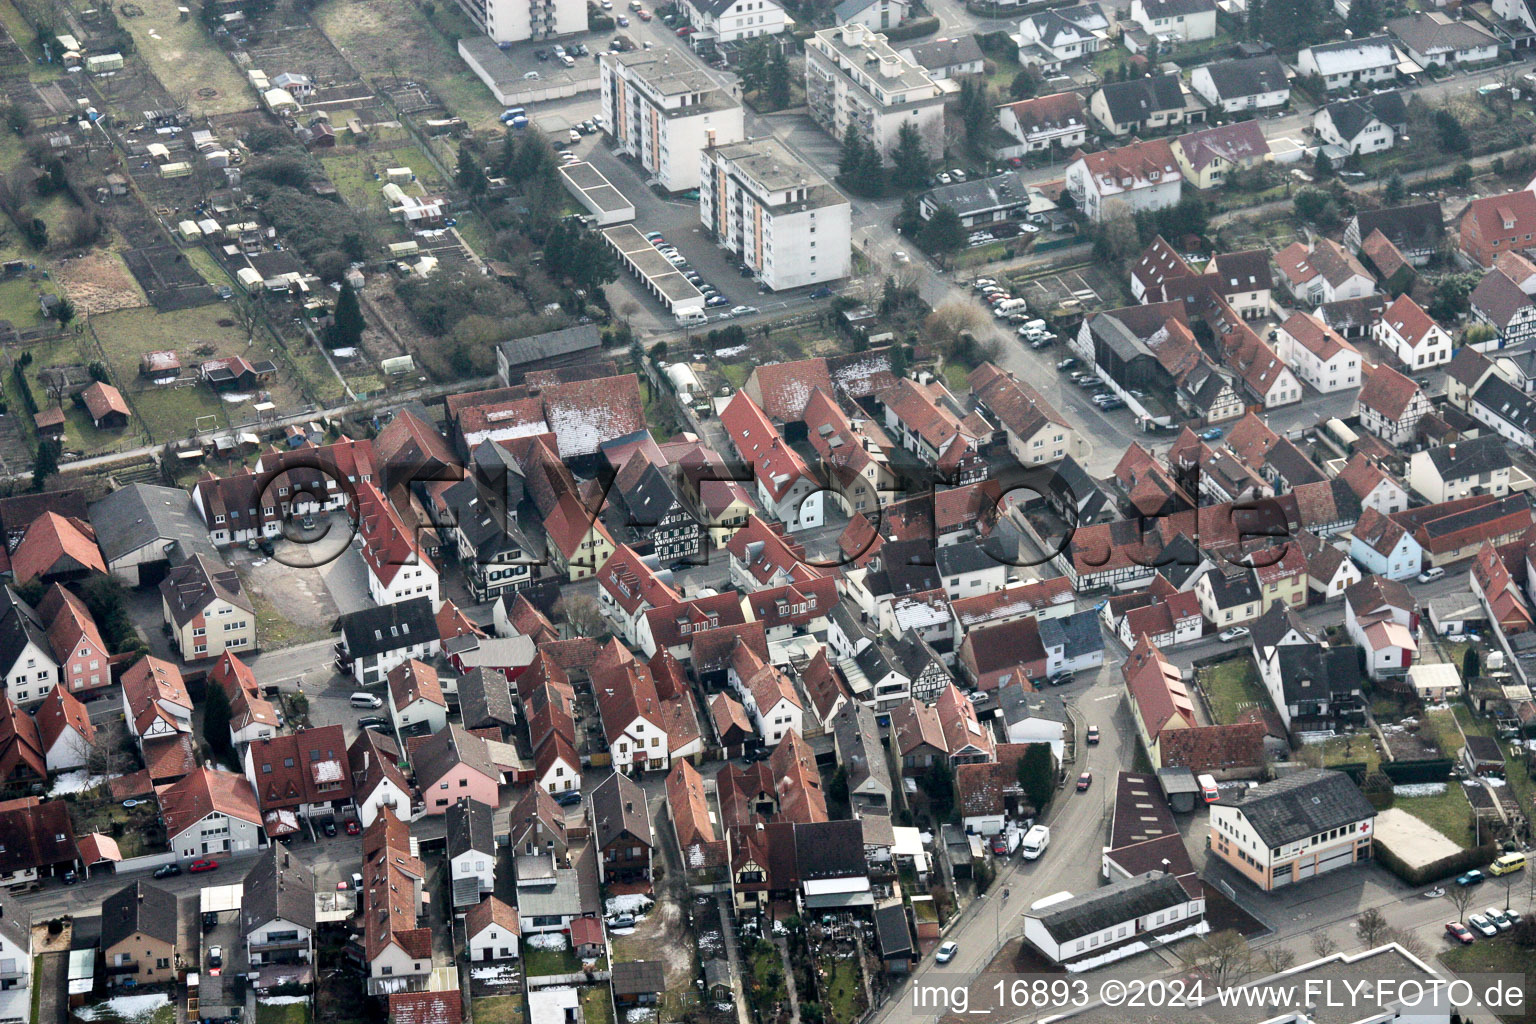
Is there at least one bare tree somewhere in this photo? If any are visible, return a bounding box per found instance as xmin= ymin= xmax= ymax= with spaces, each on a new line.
xmin=1309 ymin=932 xmax=1338 ymax=959
xmin=1184 ymin=929 xmax=1253 ymax=987
xmin=230 ymin=295 xmax=263 ymax=345
xmin=1355 ymin=907 xmax=1390 ymax=948
xmin=1259 ymin=947 xmax=1296 ymax=975
xmin=558 ymin=593 xmax=607 ymax=639
xmin=921 ymin=302 xmax=987 ymax=355
xmin=1447 ymin=883 xmax=1477 ymax=924
xmin=1384 ymin=927 xmax=1426 ymax=960
xmin=86 ymin=718 xmax=133 ymax=776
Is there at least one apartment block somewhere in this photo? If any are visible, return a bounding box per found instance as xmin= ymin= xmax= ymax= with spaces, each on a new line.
xmin=805 ymin=23 xmax=946 ymax=163
xmin=700 ymin=137 xmax=852 ymax=290
xmin=452 ymin=0 xmax=586 ymax=44
xmin=601 ymin=50 xmax=745 ymax=192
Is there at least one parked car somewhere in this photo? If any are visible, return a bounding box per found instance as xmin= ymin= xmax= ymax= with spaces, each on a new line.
xmin=1099 ymin=398 xmax=1125 ymax=411
xmin=935 ymin=172 xmax=952 ymax=185
xmin=935 ymin=941 xmax=959 ymax=963
xmin=644 ymin=230 xmax=664 ymax=241
xmin=809 ymin=286 xmax=834 ymax=299
xmin=950 ymin=169 xmax=967 ymax=181
xmin=990 ymin=834 xmax=1009 ymax=856
xmin=1199 ymin=428 xmax=1223 ymax=441
xmin=638 ymin=8 xmax=652 ymax=18
xmin=1087 ymin=725 xmax=1100 ymax=745
xmin=730 ymin=305 xmax=759 ymax=316
xmin=554 ymin=789 xmax=583 ymax=806
xmin=358 ymin=716 xmax=389 ymax=729
xmin=1469 ymin=914 xmax=1499 ymax=938
xmin=1076 ymin=772 xmax=1092 ymax=791
xmin=1485 ymin=907 xmax=1514 ymax=931
xmin=322 ymin=820 xmax=337 ymax=837
xmin=1457 ymin=870 xmax=1485 ymax=886
xmin=1418 ymin=566 xmax=1446 ymax=583
xmin=1445 ymin=921 xmax=1475 ymax=944
xmin=1506 ymin=908 xmax=1523 ymax=925
xmin=152 ymin=864 xmax=181 ymax=879
xmin=1219 ymin=627 xmax=1250 ymax=642
xmin=208 ymin=946 xmax=223 ymax=969
xmin=706 ymin=294 xmax=730 ymax=307
xmin=893 ymin=251 xmax=911 ymax=264
xmin=202 ymin=911 xmax=218 ymax=929
xmin=972 ymin=278 xmax=996 ymax=290
xmin=676 ymin=25 xmax=694 ymax=34
xmin=1057 ymin=357 xmax=1079 ymax=371
xmin=1047 ymin=670 xmax=1074 ymax=686
xmin=618 ymin=15 xmax=630 ymax=24
xmin=190 ymin=859 xmax=219 ymax=873
xmin=346 ymin=819 xmax=361 ymax=835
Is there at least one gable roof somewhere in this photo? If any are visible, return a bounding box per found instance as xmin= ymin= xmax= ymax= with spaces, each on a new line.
xmin=1196 ymin=54 xmax=1287 ymax=99
xmin=1001 ymin=91 xmax=1088 ymax=137
xmin=1357 ymin=363 xmax=1422 ymax=420
xmin=102 ymin=881 xmax=178 ymax=949
xmin=160 ymin=767 xmax=262 ymax=838
xmin=1032 ymin=871 xmax=1189 ymax=943
xmin=1095 ymin=73 xmax=1184 ymax=126
xmin=1353 ymin=201 xmax=1444 ymax=252
xmin=1175 ymin=120 xmax=1269 ymax=173
xmin=242 ymin=845 xmax=317 ymax=933
xmin=11 ymin=512 xmax=104 ymax=583
xmin=1218 ymin=768 xmax=1375 ymax=846
xmin=591 ymin=771 xmax=653 ymax=849
xmin=160 ymin=553 xmax=253 ymax=627
xmin=339 ymin=598 xmax=440 ymax=659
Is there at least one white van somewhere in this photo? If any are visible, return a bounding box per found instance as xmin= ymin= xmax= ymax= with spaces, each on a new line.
xmin=1197 ymin=773 xmax=1219 ymax=803
xmin=350 ymin=692 xmax=383 ymax=709
xmin=676 ymin=310 xmax=708 ymax=326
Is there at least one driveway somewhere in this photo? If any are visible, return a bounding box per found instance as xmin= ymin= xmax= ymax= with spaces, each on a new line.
xmin=320 ymin=546 xmax=373 ymax=616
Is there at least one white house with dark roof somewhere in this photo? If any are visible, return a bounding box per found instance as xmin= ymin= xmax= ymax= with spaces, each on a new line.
xmin=1297 ymin=36 xmax=1397 ymax=92
xmin=679 ymin=0 xmax=787 ymax=41
xmin=1087 ymin=73 xmax=1192 ymax=137
xmin=1022 ymin=871 xmax=1205 ymax=968
xmin=1128 ymin=0 xmax=1216 ymax=40
xmin=1406 ymin=435 xmax=1513 ymax=504
xmin=1375 ymin=294 xmax=1451 ymax=370
xmin=1064 ymin=139 xmax=1183 ymax=222
xmin=1190 ymin=54 xmax=1289 ymax=113
xmin=998 ymin=93 xmax=1089 ymax=152
xmin=1387 ymin=12 xmax=1498 ymax=66
xmin=1013 ymin=7 xmax=1103 ymax=70
xmin=899 ymin=36 xmax=984 ymax=79
xmin=1208 ymin=769 xmax=1375 ymax=890
xmin=832 ymin=0 xmax=908 ymax=31
xmin=1471 ymin=267 xmax=1536 ymax=349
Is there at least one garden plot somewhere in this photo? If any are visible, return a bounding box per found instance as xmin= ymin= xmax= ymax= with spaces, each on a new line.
xmin=242 ymin=7 xmax=363 ymax=94
xmin=124 ymin=244 xmax=220 ymax=312
xmin=1014 ymin=265 xmax=1114 ymax=316
xmin=114 ymin=0 xmax=256 ymax=116
xmin=53 ymin=247 xmax=149 ymax=315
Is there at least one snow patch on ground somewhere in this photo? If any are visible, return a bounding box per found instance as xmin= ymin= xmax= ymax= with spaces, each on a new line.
xmin=608 ymin=927 xmax=636 ymax=936
xmin=626 ymin=1009 xmax=657 ymax=1024
xmin=258 ymin=997 xmax=308 ymax=1005
xmin=221 ymin=392 xmax=255 ymax=403
xmin=48 ymin=771 xmax=114 ymax=796
xmin=1394 ymin=783 xmax=1447 ymax=797
xmin=471 ymin=965 xmax=519 ymax=982
xmin=527 ymin=932 xmax=568 ymax=950
xmin=715 ymin=345 xmax=749 ymax=358
xmin=605 ymin=894 xmax=653 ymax=916
xmin=78 ymin=993 xmax=170 ymax=1022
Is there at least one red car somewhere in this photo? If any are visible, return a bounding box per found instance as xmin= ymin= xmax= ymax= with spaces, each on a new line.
xmin=1445 ymin=921 xmax=1475 ymax=944
xmin=189 ymin=859 xmax=219 ymax=873
xmin=345 ymin=820 xmax=361 ymax=835
xmin=989 ymin=834 xmax=1008 ymax=856
xmin=676 ymin=25 xmax=694 ymax=35
xmin=637 ymin=8 xmax=652 ymax=18
xmin=1076 ymin=772 xmax=1092 ymax=792
xmin=1086 ymin=726 xmax=1100 ymax=745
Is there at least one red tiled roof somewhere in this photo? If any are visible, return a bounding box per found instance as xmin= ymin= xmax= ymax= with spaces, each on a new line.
xmin=247 ymin=725 xmax=353 ymax=812
xmin=1280 ymin=311 xmax=1356 ymax=362
xmin=81 ymin=381 xmax=129 ymax=422
xmin=644 ymin=592 xmax=744 ymax=653
xmin=598 ymin=545 xmax=682 ymax=617
xmin=1122 ymin=636 xmax=1195 ymax=741
xmin=967 ymin=362 xmax=1068 ymax=441
xmin=11 ymin=512 xmax=105 ymax=583
xmin=32 ymin=684 xmax=94 ymax=753
xmin=720 ymin=391 xmax=813 ymax=503
xmin=357 ymin=480 xmax=435 ymax=588
xmin=1380 ymin=293 xmax=1440 ymax=349
xmin=159 ymin=766 xmax=261 ymax=838
xmin=389 ymin=991 xmax=463 ymax=1024
xmin=1160 ymin=722 xmax=1265 ymax=773
xmin=747 ymin=351 xmax=897 ymax=423
xmin=1357 ymin=362 xmax=1421 ymax=420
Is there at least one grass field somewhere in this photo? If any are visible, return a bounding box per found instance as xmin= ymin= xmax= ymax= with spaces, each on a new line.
xmin=254 ymin=1002 xmax=310 ymax=1024
xmin=822 ymin=959 xmax=865 ymax=1024
xmin=117 ymin=0 xmax=257 ymax=116
xmin=472 ymin=997 xmax=526 ymax=1024
xmin=1201 ymin=654 xmax=1270 ymax=725
xmin=523 ymin=944 xmax=580 ymax=977
xmin=579 ymin=987 xmax=612 ymax=1024
xmin=1441 ymin=938 xmax=1535 ymax=1022
xmin=319 ymin=144 xmax=446 ymax=211
xmin=1397 ymin=785 xmax=1475 ymax=848
xmin=312 ymin=0 xmax=505 ymax=129
xmin=0 ymin=274 xmax=58 ymax=328
xmin=22 ymin=334 xmax=146 ymax=455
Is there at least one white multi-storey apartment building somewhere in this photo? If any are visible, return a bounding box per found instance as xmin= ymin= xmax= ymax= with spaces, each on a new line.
xmin=680 ymin=0 xmax=787 ymax=41
xmin=699 ymin=137 xmax=852 ymax=290
xmin=600 ymin=50 xmax=745 ymax=192
xmin=805 ymin=23 xmax=946 ymax=162
xmin=452 ymin=0 xmax=586 ymax=43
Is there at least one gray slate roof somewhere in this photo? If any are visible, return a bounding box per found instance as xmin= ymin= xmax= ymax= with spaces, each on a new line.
xmin=242 ymin=846 xmax=316 ymax=935
xmin=89 ymin=482 xmax=220 ymax=565
xmin=1032 ymin=871 xmax=1189 ymax=943
xmin=1423 ymin=434 xmax=1513 ymax=480
xmin=339 ymin=597 xmax=440 ymax=659
xmin=902 ymin=35 xmax=984 ymax=72
xmin=590 ymin=771 xmax=653 ymax=851
xmin=102 ymin=881 xmax=178 ymax=950
xmin=459 ymin=667 xmax=517 ymax=731
xmin=498 ymin=325 xmax=601 ymax=371
xmin=0 ymin=889 xmax=30 ymax=953
xmin=1038 ymin=608 xmax=1103 ymax=661
xmin=1198 ymin=55 xmax=1287 ymax=100
xmin=833 ymin=702 xmax=892 ymax=797
xmin=1218 ymin=768 xmax=1375 ymax=846
xmin=612 ymin=960 xmax=667 ymax=995
xmin=1096 ymin=73 xmax=1184 ymax=126
xmin=446 ymin=798 xmax=497 ymax=860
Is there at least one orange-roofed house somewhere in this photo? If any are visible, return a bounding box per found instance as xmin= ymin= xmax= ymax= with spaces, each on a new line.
xmin=34 ymin=684 xmax=94 ymax=772
xmin=967 ymin=362 xmax=1074 ymax=466
xmin=387 ymin=659 xmax=449 ymax=737
xmin=998 ymin=91 xmax=1089 ymax=153
xmin=120 ymin=654 xmax=192 ymax=744
xmin=1123 ymin=636 xmax=1195 ymax=767
xmin=11 ymin=512 xmax=105 ymax=586
xmin=42 ymin=583 xmax=108 ymax=700
xmin=79 ymin=381 xmax=129 ymax=429
xmin=1275 ymin=238 xmax=1374 ymax=308
xmin=160 ymin=766 xmax=263 ymax=859
xmin=465 ymin=896 xmax=520 ymax=961
xmin=1064 ymin=138 xmax=1183 ymax=223
xmin=718 ymin=390 xmax=824 ymax=532
xmin=1459 ymin=189 xmax=1536 ymax=268
xmin=1356 ymin=363 xmax=1430 ymax=446
xmin=1374 ymin=293 xmax=1451 ymax=371
xmin=1275 ymin=312 xmax=1360 ymax=394
xmin=356 ymin=481 xmax=439 ymax=609
xmin=727 ymin=640 xmax=803 ymax=746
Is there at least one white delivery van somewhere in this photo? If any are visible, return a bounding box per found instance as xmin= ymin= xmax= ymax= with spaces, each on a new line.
xmin=1198 ymin=773 xmax=1219 ymax=803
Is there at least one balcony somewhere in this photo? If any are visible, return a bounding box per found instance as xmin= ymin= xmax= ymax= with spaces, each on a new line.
xmin=105 ymin=961 xmax=140 ymax=976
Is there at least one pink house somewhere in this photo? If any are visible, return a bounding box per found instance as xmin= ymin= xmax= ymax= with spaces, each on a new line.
xmin=412 ymin=724 xmax=502 ymax=814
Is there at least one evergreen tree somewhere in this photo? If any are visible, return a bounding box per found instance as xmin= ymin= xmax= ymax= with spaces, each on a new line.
xmin=30 ymin=438 xmax=57 ymax=492
xmin=1435 ymin=109 xmax=1469 ymax=153
xmin=1010 ymin=68 xmax=1039 ymax=100
xmin=837 ymin=127 xmax=884 ymax=197
xmin=327 ymin=285 xmax=366 ymax=349
xmin=1346 ymin=0 xmax=1381 ymax=36
xmin=1464 ymin=646 xmax=1480 ymax=680
xmin=1314 ymin=149 xmax=1333 ymax=179
xmin=1383 ymin=171 xmax=1406 ymax=205
xmin=456 ymin=143 xmax=487 ymax=195
xmin=889 ymin=341 xmax=908 ymax=378
xmin=891 ymin=122 xmax=931 ymax=191
xmin=917 ymin=205 xmax=966 ymax=264
xmin=765 ymin=49 xmax=791 ymax=109
xmin=895 ymin=194 xmax=923 ymax=236
xmin=1017 ymin=743 xmax=1054 ymax=812
xmin=958 ymin=78 xmax=992 ymax=148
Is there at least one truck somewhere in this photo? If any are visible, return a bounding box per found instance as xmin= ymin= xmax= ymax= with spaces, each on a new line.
xmin=1021 ymin=825 xmax=1050 ymax=860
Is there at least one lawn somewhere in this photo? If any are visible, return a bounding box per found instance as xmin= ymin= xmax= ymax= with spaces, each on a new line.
xmin=66 ymin=796 xmax=164 ymax=858
xmin=254 ymin=1003 xmax=310 ymax=1024
xmin=0 ymin=274 xmax=59 ymax=329
xmin=319 ymin=144 xmax=447 ymax=213
xmin=312 ymin=0 xmax=506 ymax=130
xmin=1397 ymin=785 xmax=1475 ymax=849
xmin=523 ymin=944 xmax=580 ymax=977
xmin=1455 ymin=705 xmax=1536 ymax=815
xmin=22 ymin=334 xmax=146 ymax=455
xmin=1200 ymin=654 xmax=1270 ymax=725
xmin=746 ymin=939 xmax=787 ymax=1017
xmin=1091 ymin=44 xmax=1134 ymax=79
xmin=473 ymin=997 xmax=526 ymax=1024
xmin=116 ymin=0 xmax=257 ymax=117
xmin=1441 ymin=938 xmax=1535 ymax=1023
xmin=90 ymin=303 xmax=309 ymax=441
xmin=579 ymin=987 xmax=612 ymax=1024
xmin=1318 ymin=733 xmax=1381 ymax=775
xmin=821 ymin=959 xmax=866 ymax=1024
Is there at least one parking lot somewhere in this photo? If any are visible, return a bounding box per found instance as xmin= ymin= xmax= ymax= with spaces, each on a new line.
xmin=197 ymin=901 xmax=244 ymax=1018
xmin=1014 ymin=266 xmax=1113 ymax=315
